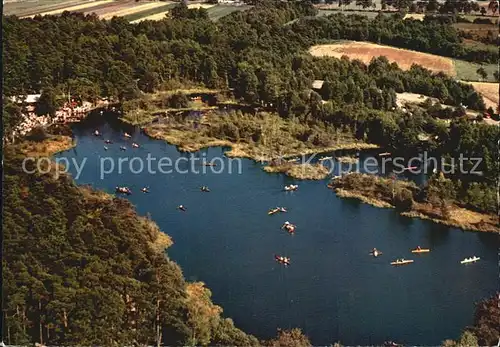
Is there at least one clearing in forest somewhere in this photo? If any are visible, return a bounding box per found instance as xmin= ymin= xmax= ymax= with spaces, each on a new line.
xmin=309 ymin=42 xmax=456 ymax=75
xmin=463 ymin=82 xmax=499 ymax=110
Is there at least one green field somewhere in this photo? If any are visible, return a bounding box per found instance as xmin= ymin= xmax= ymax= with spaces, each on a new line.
xmin=125 ymin=3 xmax=176 ymax=22
xmin=206 ymin=4 xmax=252 ymax=21
xmin=454 ymin=60 xmax=498 ymax=82
xmin=3 ymin=0 xmax=79 ymax=16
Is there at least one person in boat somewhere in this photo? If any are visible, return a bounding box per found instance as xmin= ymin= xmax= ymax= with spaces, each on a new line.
xmin=178 ymin=205 xmax=186 ymax=211
xmin=141 ymin=187 xmax=149 ymax=193
xmin=94 ymin=130 xmax=100 ymax=136
xmin=105 ymin=139 xmax=112 ymax=144
xmin=104 ymin=146 xmax=108 ymax=150
xmin=416 ymin=246 xmax=421 ymax=250
xmin=120 ymin=146 xmax=126 ymax=151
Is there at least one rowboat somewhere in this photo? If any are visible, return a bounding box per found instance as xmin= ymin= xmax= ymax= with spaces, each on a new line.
xmin=268 ymin=207 xmax=287 ymax=215
xmin=284 ymin=184 xmax=298 ymax=191
xmin=390 ymin=259 xmax=414 ymax=266
xmin=369 ymin=249 xmax=382 ymax=257
xmin=460 ymin=256 xmax=480 ymax=264
xmin=281 ymin=222 xmax=296 ymax=234
xmin=124 ymin=132 xmax=132 ymax=138
xmin=411 ymin=248 xmax=430 ymax=253
xmin=318 ymin=156 xmax=332 ymax=162
xmin=115 ymin=186 xmax=132 ymax=195
xmin=275 ymin=255 xmax=291 ymax=265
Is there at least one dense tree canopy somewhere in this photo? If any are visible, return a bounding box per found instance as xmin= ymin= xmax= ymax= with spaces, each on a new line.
xmin=2 ymin=147 xmax=259 ymax=346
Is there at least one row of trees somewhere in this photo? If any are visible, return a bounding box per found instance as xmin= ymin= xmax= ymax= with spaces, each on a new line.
xmin=291 ymin=13 xmax=497 ymax=63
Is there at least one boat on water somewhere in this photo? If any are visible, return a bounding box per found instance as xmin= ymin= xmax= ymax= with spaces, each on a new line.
xmin=284 ymin=184 xmax=298 ymax=192
xmin=200 ymin=186 xmax=210 ymax=192
xmin=369 ymin=248 xmax=382 ymax=257
xmin=460 ymin=256 xmax=480 ymax=264
xmin=275 ymin=255 xmax=291 ymax=265
xmin=379 ymin=152 xmax=391 ymax=157
xmin=141 ymin=187 xmax=150 ymax=193
xmin=318 ymin=156 xmax=333 ymax=162
xmin=104 ymin=146 xmax=108 ymax=150
xmin=120 ymin=146 xmax=126 ymax=151
xmin=411 ymin=247 xmax=430 ymax=253
xmin=124 ymin=132 xmax=132 ymax=138
xmin=132 ymin=143 xmax=139 ymax=148
xmin=268 ymin=207 xmax=287 ymax=215
xmin=177 ymin=205 xmax=187 ymax=212
xmin=390 ymin=259 xmax=414 ymax=266
xmin=203 ymin=162 xmax=217 ymax=167
xmin=94 ymin=129 xmax=100 ymax=136
xmin=104 ymin=139 xmax=112 ymax=144
xmin=115 ymin=186 xmax=132 ymax=195
xmin=281 ymin=221 xmax=296 ymax=234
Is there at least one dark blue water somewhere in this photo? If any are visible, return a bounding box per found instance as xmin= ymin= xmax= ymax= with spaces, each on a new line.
xmin=56 ymin=114 xmax=498 ymax=346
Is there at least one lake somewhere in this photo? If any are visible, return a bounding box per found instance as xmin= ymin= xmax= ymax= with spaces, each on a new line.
xmin=55 ymin=112 xmax=498 ymax=346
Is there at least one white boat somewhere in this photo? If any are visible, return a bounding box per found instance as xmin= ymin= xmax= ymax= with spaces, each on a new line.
xmin=284 ymin=184 xmax=298 ymax=191
xmin=460 ymin=256 xmax=480 ymax=264
xmin=318 ymin=156 xmax=333 ymax=162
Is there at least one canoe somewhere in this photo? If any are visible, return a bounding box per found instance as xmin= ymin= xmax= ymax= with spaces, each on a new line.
xmin=268 ymin=208 xmax=280 ymax=215
xmin=390 ymin=259 xmax=414 ymax=266
xmin=411 ymin=248 xmax=430 ymax=253
xmin=275 ymin=255 xmax=291 ymax=265
xmin=460 ymin=257 xmax=480 ymax=264
xmin=370 ymin=250 xmax=383 ymax=257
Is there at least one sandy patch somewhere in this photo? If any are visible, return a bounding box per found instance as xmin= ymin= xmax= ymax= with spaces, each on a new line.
xmin=100 ymin=1 xmax=166 ymax=19
xmin=463 ymin=82 xmax=499 ymax=110
xmin=309 ymin=42 xmax=455 ymax=75
xmin=403 ymin=13 xmax=424 ymax=21
xmin=187 ymin=3 xmax=215 ymax=9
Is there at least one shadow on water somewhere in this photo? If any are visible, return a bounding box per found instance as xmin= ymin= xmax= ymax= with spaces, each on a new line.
xmin=423 ymin=222 xmax=451 ymax=247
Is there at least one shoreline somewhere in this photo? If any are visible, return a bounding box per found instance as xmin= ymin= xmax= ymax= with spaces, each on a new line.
xmin=143 ymin=126 xmax=378 ymax=180
xmin=331 ymin=187 xmax=499 ymax=234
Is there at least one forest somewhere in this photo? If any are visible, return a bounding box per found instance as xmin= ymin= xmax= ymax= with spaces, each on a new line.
xmin=2 ymin=2 xmax=499 ymax=345
xmin=2 ymin=145 xmax=261 ymax=346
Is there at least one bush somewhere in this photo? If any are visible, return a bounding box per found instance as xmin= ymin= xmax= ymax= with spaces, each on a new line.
xmin=26 ymin=126 xmax=48 ymax=142
xmin=394 ymin=187 xmax=414 ymax=211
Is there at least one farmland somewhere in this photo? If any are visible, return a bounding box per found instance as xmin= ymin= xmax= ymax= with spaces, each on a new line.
xmin=206 ymin=4 xmax=252 ymax=21
xmin=309 ymin=42 xmax=455 ymax=74
xmin=453 ymin=59 xmax=498 ymax=83
xmin=463 ymin=82 xmax=500 ymax=110
xmin=127 ymin=3 xmax=176 ymax=22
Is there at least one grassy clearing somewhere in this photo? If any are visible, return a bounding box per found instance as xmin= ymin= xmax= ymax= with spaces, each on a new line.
xmin=14 ymin=135 xmax=74 ymax=157
xmin=309 ymin=42 xmax=455 ymax=75
xmin=454 ymin=59 xmax=498 ymax=83
xmin=126 ymin=3 xmax=175 ymax=22
xmin=263 ymin=162 xmax=330 ymax=180
xmin=207 ymin=5 xmax=251 ymax=21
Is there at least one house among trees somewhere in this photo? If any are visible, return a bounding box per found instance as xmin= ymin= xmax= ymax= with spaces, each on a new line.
xmin=311 ymin=80 xmax=324 ymax=90
xmin=9 ymin=94 xmax=41 ymax=116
